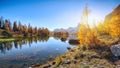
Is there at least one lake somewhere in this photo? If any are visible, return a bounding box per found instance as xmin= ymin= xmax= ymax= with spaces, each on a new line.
xmin=0 ymin=37 xmax=75 ymax=68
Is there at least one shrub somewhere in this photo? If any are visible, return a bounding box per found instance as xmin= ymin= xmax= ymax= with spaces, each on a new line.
xmin=1 ymin=31 xmax=12 ymax=37
xmin=78 ymin=24 xmax=100 ymax=47
xmin=109 ymin=15 xmax=120 ymax=38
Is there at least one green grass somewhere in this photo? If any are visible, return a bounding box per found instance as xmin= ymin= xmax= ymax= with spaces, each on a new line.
xmin=0 ymin=38 xmax=15 ymax=42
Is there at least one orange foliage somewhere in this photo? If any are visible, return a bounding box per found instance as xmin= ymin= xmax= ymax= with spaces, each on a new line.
xmin=78 ymin=24 xmax=99 ymax=46
xmin=109 ymin=15 xmax=120 ymax=37
xmin=78 ymin=5 xmax=120 ymax=46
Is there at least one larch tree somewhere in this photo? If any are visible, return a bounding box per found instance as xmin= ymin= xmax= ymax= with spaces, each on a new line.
xmin=109 ymin=15 xmax=120 ymax=37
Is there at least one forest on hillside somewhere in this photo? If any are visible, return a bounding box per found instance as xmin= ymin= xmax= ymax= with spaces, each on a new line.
xmin=0 ymin=17 xmax=50 ymax=38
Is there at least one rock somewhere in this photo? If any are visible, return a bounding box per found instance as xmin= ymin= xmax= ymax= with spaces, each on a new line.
xmin=74 ymin=54 xmax=80 ymax=59
xmin=68 ymin=39 xmax=80 ymax=45
xmin=109 ymin=56 xmax=119 ymax=62
xmin=110 ymin=44 xmax=120 ymax=56
xmin=23 ymin=63 xmax=27 ymax=66
xmin=28 ymin=67 xmax=32 ymax=68
xmin=67 ymin=47 xmax=71 ymax=50
xmin=78 ymin=47 xmax=80 ymax=49
xmin=62 ymin=55 xmax=66 ymax=58
xmin=64 ymin=60 xmax=71 ymax=64
xmin=52 ymin=62 xmax=56 ymax=65
xmin=48 ymin=64 xmax=51 ymax=67
xmin=31 ymin=64 xmax=34 ymax=67
xmin=43 ymin=64 xmax=52 ymax=68
xmin=89 ymin=54 xmax=101 ymax=59
xmin=61 ymin=38 xmax=67 ymax=42
xmin=73 ymin=61 xmax=77 ymax=64
xmin=43 ymin=66 xmax=48 ymax=68
xmin=70 ymin=49 xmax=75 ymax=52
xmin=74 ymin=56 xmax=78 ymax=60
xmin=80 ymin=54 xmax=86 ymax=58
xmin=115 ymin=60 xmax=120 ymax=65
xmin=33 ymin=63 xmax=40 ymax=67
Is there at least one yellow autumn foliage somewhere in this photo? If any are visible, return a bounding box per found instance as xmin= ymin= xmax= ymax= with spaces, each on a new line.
xmin=97 ymin=22 xmax=110 ymax=36
xmin=78 ymin=5 xmax=120 ymax=46
xmin=78 ymin=15 xmax=120 ymax=46
xmin=78 ymin=24 xmax=99 ymax=46
xmin=109 ymin=15 xmax=120 ymax=37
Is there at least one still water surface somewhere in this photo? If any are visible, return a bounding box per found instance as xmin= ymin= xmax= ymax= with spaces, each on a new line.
xmin=0 ymin=37 xmax=74 ymax=68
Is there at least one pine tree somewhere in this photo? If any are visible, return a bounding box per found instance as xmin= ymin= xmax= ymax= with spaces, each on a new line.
xmin=13 ymin=21 xmax=18 ymax=32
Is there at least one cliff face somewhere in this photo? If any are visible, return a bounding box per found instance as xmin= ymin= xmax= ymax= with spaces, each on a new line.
xmin=105 ymin=5 xmax=120 ymax=23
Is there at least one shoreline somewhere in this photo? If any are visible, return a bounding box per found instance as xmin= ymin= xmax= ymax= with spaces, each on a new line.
xmin=31 ymin=45 xmax=119 ymax=68
xmin=0 ymin=36 xmax=119 ymax=68
xmin=0 ymin=38 xmax=15 ymax=42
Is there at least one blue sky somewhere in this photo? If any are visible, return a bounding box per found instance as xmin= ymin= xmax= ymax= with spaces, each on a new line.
xmin=0 ymin=0 xmax=120 ymax=31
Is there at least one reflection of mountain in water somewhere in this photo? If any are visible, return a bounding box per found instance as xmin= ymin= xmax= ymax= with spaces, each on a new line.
xmin=0 ymin=36 xmax=50 ymax=54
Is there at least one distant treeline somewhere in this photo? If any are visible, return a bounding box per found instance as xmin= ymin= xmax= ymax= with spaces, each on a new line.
xmin=0 ymin=17 xmax=50 ymax=37
xmin=53 ymin=31 xmax=69 ymax=38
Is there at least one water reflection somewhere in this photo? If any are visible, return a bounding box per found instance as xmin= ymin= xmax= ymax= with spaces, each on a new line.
xmin=0 ymin=36 xmax=50 ymax=54
xmin=0 ymin=42 xmax=12 ymax=54
xmin=0 ymin=36 xmax=80 ymax=54
xmin=0 ymin=36 xmax=75 ymax=68
xmin=53 ymin=36 xmax=80 ymax=45
xmin=53 ymin=36 xmax=68 ymax=42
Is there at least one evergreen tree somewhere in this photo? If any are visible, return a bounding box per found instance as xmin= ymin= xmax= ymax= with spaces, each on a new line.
xmin=13 ymin=21 xmax=18 ymax=32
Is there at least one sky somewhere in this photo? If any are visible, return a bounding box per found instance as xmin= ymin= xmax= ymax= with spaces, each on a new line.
xmin=0 ymin=0 xmax=120 ymax=31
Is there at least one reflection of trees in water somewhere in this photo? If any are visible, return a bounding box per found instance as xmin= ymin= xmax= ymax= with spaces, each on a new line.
xmin=0 ymin=36 xmax=50 ymax=54
xmin=53 ymin=36 xmax=67 ymax=42
xmin=53 ymin=31 xmax=68 ymax=42
xmin=53 ymin=36 xmax=60 ymax=40
xmin=37 ymin=36 xmax=49 ymax=42
xmin=0 ymin=42 xmax=13 ymax=54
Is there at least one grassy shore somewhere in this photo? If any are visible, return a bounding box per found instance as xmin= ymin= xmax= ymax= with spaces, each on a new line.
xmin=0 ymin=38 xmax=15 ymax=42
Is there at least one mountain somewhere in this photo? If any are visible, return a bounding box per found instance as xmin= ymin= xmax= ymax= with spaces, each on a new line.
xmin=105 ymin=4 xmax=120 ymax=23
xmin=54 ymin=28 xmax=67 ymax=32
xmin=66 ymin=24 xmax=80 ymax=34
xmin=53 ymin=24 xmax=80 ymax=35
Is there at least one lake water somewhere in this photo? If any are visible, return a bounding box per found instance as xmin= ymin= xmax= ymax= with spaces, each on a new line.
xmin=0 ymin=37 xmax=75 ymax=68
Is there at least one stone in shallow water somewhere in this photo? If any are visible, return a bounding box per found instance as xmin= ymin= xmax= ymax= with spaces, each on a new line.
xmin=67 ymin=47 xmax=71 ymax=50
xmin=110 ymin=44 xmax=120 ymax=56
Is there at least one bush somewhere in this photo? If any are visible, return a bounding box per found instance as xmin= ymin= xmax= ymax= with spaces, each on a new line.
xmin=78 ymin=24 xmax=100 ymax=47
xmin=1 ymin=31 xmax=12 ymax=37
